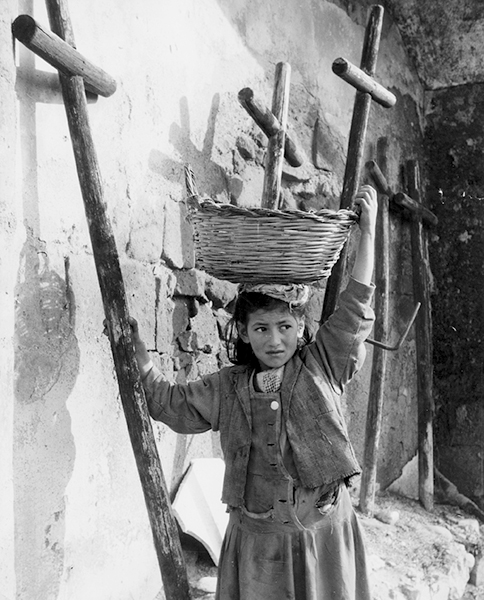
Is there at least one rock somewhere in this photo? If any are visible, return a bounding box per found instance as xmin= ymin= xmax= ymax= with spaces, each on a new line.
xmin=279 ymin=187 xmax=298 ymax=210
xmin=457 ymin=518 xmax=481 ymax=538
xmin=470 ymin=550 xmax=484 ymax=586
xmin=426 ymin=524 xmax=454 ymax=542
xmin=228 ymin=175 xmax=244 ymax=202
xmin=155 ymin=295 xmax=176 ymax=353
xmin=236 ymin=135 xmax=256 ymax=160
xmin=368 ymin=554 xmax=386 ymax=571
xmin=189 ymin=303 xmax=220 ymax=354
xmin=195 ymin=576 xmax=218 ymax=593
xmin=375 ymin=509 xmax=400 ymax=525
xmin=174 ymin=268 xmax=207 ymax=300
xmin=205 ymin=276 xmax=238 ymax=309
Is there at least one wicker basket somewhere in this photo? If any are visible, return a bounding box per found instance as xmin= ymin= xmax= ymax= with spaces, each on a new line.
xmin=188 ymin=198 xmax=358 ymax=284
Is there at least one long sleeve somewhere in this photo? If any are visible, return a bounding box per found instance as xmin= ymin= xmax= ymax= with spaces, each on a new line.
xmin=307 ymin=277 xmax=375 ymax=390
xmin=141 ymin=367 xmax=222 ymax=434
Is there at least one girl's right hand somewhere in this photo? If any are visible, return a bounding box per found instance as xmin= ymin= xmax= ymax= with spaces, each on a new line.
xmin=129 ymin=317 xmax=154 ymax=378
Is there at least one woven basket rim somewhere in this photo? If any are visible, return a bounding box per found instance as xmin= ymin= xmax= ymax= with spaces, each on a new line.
xmin=189 ymin=197 xmax=359 ymax=224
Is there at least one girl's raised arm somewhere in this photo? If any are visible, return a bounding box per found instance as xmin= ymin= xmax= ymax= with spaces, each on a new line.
xmin=351 ymin=184 xmax=378 ymax=286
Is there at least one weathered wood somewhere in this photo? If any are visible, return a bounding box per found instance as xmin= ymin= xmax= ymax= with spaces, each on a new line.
xmin=406 ymin=159 xmax=434 ymax=512
xmin=321 ymin=4 xmax=385 ymax=322
xmin=12 ymin=14 xmax=116 ymax=97
xmin=238 ymin=87 xmax=304 ymax=168
xmin=261 ymin=62 xmax=291 ymax=209
xmin=359 ymin=138 xmax=390 ymax=516
xmin=332 ymin=58 xmax=396 ymax=108
xmin=393 ymin=192 xmax=438 ymax=227
xmin=435 ymin=469 xmax=484 ymax=523
xmin=367 ymin=160 xmax=438 ymax=227
xmin=44 ymin=0 xmax=191 ymax=596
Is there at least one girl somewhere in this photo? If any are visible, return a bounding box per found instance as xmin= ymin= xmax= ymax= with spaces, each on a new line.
xmin=131 ymin=185 xmax=378 ymax=600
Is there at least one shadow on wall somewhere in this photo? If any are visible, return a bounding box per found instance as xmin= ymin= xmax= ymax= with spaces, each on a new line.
xmin=148 ymin=94 xmax=229 ymax=200
xmin=14 ymin=3 xmax=79 ymax=596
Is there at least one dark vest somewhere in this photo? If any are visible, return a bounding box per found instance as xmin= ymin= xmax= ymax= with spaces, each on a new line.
xmin=216 ymin=349 xmax=361 ymax=507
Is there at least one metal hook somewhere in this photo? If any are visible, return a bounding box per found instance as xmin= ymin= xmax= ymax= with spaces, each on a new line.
xmin=366 ymin=302 xmax=421 ymax=352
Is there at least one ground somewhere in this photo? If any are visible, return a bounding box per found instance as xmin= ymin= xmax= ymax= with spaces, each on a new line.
xmin=180 ymin=490 xmax=484 ymax=600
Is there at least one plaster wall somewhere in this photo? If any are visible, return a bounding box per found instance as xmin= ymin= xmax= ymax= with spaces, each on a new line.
xmin=1 ymin=0 xmax=425 ymax=598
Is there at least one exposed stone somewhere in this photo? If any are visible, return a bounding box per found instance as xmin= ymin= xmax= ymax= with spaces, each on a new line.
xmin=214 ymin=308 xmax=233 ymax=337
xmin=470 ymin=550 xmax=484 ymax=586
xmin=236 ymin=135 xmax=256 ymax=161
xmin=177 ymin=331 xmax=194 ymax=353
xmin=189 ymin=303 xmax=220 ymax=354
xmin=252 ymin=128 xmax=268 ymax=149
xmin=172 ymin=298 xmax=191 ymax=340
xmin=426 ymin=525 xmax=454 ymax=543
xmin=457 ymin=518 xmax=481 ymax=538
xmin=174 ymin=269 xmax=207 ymax=300
xmin=155 ymin=296 xmax=176 ymax=354
xmin=228 ymin=175 xmax=244 ymax=202
xmin=205 ymin=276 xmax=238 ymax=309
xmin=375 ymin=509 xmax=400 ymax=525
xmin=195 ymin=353 xmax=220 ymax=377
xmin=173 ymin=350 xmax=195 ymax=372
xmin=195 ymin=576 xmax=217 ymax=594
xmin=281 ymin=164 xmax=312 ymax=184
xmin=127 ymin=210 xmax=164 ymax=263
xmin=154 ymin=262 xmax=177 ymax=298
xmin=279 ymin=187 xmax=298 ymax=210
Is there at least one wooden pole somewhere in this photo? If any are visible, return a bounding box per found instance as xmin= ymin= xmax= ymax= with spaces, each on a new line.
xmin=12 ymin=14 xmax=116 ymax=97
xmin=332 ymin=58 xmax=396 ymax=108
xmin=44 ymin=0 xmax=191 ymax=596
xmin=367 ymin=161 xmax=438 ymax=227
xmin=359 ymin=138 xmax=390 ymax=516
xmin=261 ymin=62 xmax=291 ymax=209
xmin=405 ymin=160 xmax=434 ymax=511
xmin=238 ymin=87 xmax=304 ymax=168
xmin=321 ymin=4 xmax=384 ymax=322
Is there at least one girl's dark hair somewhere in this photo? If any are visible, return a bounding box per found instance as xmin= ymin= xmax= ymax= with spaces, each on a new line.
xmin=224 ymin=291 xmax=311 ymax=366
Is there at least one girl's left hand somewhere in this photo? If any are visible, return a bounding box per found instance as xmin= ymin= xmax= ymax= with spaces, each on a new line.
xmin=354 ymin=185 xmax=378 ymax=236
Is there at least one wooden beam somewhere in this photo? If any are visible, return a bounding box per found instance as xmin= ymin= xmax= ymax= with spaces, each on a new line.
xmin=238 ymin=87 xmax=304 ymax=168
xmin=321 ymin=4 xmax=385 ymax=322
xmin=332 ymin=58 xmax=396 ymax=108
xmin=406 ymin=159 xmax=434 ymax=512
xmin=12 ymin=14 xmax=116 ymax=97
xmin=44 ymin=0 xmax=191 ymax=596
xmin=359 ymin=138 xmax=390 ymax=516
xmin=261 ymin=62 xmax=291 ymax=209
xmin=367 ymin=160 xmax=438 ymax=226
xmin=393 ymin=192 xmax=438 ymax=227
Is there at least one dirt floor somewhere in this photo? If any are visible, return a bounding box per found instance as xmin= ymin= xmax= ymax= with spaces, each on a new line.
xmin=181 ymin=490 xmax=484 ymax=600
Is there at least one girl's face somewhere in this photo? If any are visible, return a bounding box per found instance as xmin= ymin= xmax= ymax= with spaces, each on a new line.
xmin=238 ymin=307 xmax=304 ymax=371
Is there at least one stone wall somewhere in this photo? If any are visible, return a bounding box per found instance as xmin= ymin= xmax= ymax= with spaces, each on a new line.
xmin=1 ymin=0 xmax=425 ymax=597
xmin=426 ymin=84 xmax=484 ymax=510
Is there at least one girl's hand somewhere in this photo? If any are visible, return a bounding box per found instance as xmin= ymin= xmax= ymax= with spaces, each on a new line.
xmin=354 ymin=184 xmax=378 ymax=237
xmin=128 ymin=316 xmax=153 ymax=378
xmin=351 ymin=185 xmax=377 ymax=285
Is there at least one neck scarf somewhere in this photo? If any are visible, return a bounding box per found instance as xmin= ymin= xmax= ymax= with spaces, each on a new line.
xmin=256 ymin=366 xmax=285 ymax=393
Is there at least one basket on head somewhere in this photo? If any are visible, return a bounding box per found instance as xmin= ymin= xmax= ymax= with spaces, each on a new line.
xmin=188 ymin=198 xmax=358 ymax=284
